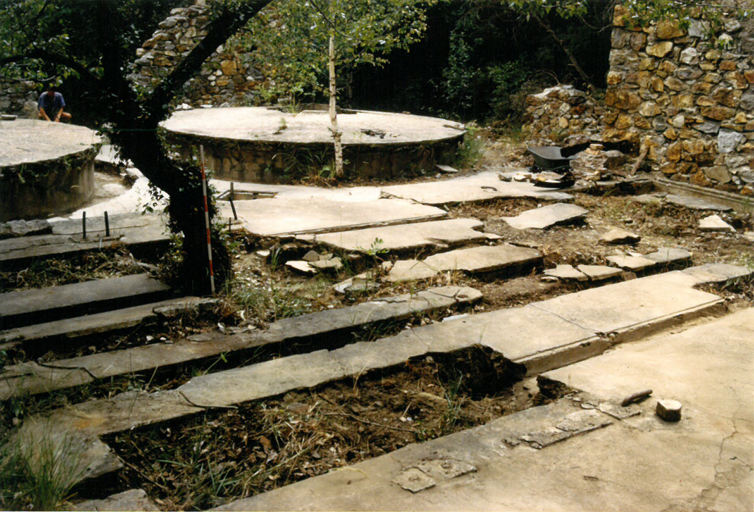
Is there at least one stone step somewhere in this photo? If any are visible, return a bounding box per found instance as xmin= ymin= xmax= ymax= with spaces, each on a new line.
xmin=16 ymin=265 xmax=748 ymax=489
xmin=0 ymin=274 xmax=172 ymax=330
xmin=0 ymin=297 xmax=213 ymax=349
xmin=387 ymin=244 xmax=543 ymax=283
xmin=502 ymin=203 xmax=588 ymax=230
xmin=301 ymin=218 xmax=495 ymax=255
xmin=0 ymin=286 xmax=481 ymax=399
xmin=0 ymin=213 xmax=170 ymax=267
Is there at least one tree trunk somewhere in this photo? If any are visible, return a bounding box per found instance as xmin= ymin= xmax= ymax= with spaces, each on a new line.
xmin=329 ymin=32 xmax=344 ymax=177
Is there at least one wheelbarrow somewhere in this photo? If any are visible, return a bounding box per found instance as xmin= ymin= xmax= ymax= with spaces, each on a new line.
xmin=526 ymin=146 xmax=577 ymax=172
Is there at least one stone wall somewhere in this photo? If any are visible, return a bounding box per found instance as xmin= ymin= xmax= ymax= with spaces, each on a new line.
xmin=603 ymin=3 xmax=754 ymax=195
xmin=0 ymin=80 xmax=40 ymax=118
xmin=130 ymin=2 xmax=261 ymax=107
xmin=523 ymin=85 xmax=605 ymax=147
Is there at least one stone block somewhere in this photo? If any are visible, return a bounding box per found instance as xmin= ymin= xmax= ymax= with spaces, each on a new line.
xmin=656 ymin=400 xmax=683 ymax=422
xmin=647 ymin=42 xmax=674 ymax=57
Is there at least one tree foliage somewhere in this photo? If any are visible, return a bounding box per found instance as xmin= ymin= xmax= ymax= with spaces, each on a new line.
xmin=241 ymin=0 xmax=438 ymax=102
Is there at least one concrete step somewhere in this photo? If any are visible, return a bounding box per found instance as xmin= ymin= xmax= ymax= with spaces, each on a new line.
xmin=216 ymin=308 xmax=754 ymax=511
xmin=0 ymin=274 xmax=172 ymax=330
xmin=0 ymin=213 xmax=169 ymax=267
xmin=14 ymin=264 xmax=751 ymax=491
xmin=0 ymin=286 xmax=481 ymax=399
xmin=0 ymin=297 xmax=214 ymax=350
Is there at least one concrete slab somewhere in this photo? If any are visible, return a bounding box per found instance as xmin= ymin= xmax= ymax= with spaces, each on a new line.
xmin=666 ymin=193 xmax=732 ymax=211
xmin=18 ymin=267 xmax=736 ymax=490
xmin=423 ymin=244 xmax=542 ymax=274
xmin=0 ymin=274 xmax=171 ymax=330
xmin=309 ymin=219 xmax=488 ymax=253
xmin=382 ymin=171 xmax=572 ymax=205
xmin=600 ymin=228 xmax=640 ymax=244
xmin=0 ymin=297 xmax=209 ymax=346
xmin=0 ymin=213 xmax=169 ymax=265
xmin=502 ymin=203 xmax=587 ymax=230
xmin=74 ymin=489 xmax=159 ymax=511
xmin=576 ymin=264 xmax=624 ymax=281
xmin=531 ymin=271 xmax=723 ymax=335
xmin=224 ymin=197 xmax=446 ymax=236
xmin=386 ymin=260 xmax=441 ymax=283
xmin=681 ymin=263 xmax=754 ymax=285
xmin=644 ymin=247 xmax=692 ymax=266
xmin=0 ymin=287 xmax=480 ymax=399
xmin=0 ymin=120 xmax=101 ymax=167
xmin=543 ymin=264 xmax=588 ymax=282
xmin=217 ymin=309 xmax=754 ymax=512
xmin=699 ymin=214 xmax=735 ymax=232
xmin=606 ymin=254 xmax=657 ymax=271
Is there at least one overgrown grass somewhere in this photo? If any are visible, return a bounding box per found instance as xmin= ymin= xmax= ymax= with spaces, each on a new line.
xmin=0 ymin=422 xmax=85 ymax=510
xmin=454 ymin=122 xmax=485 ymax=169
xmin=229 ymin=277 xmax=333 ymax=326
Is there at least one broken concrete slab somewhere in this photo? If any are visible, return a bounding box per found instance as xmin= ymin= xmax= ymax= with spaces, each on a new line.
xmin=600 ymin=228 xmax=640 ymax=245
xmin=606 ymin=254 xmax=657 ymax=272
xmin=381 ymin=171 xmax=572 ymax=206
xmin=285 ymin=260 xmax=317 ymax=274
xmin=308 ymin=219 xmax=488 ymax=254
xmin=543 ymin=264 xmax=589 ymax=282
xmin=666 ymin=194 xmax=731 ymax=212
xmin=520 ymin=409 xmax=613 ymax=449
xmin=531 ymin=271 xmax=724 ymax=336
xmin=576 ymin=264 xmax=624 ymax=281
xmin=387 ymin=244 xmax=542 ymax=283
xmin=74 ymin=489 xmax=160 ymax=511
xmin=1 ymin=287 xmax=481 ymax=399
xmin=0 ymin=297 xmax=211 ymax=347
xmin=223 ymin=196 xmax=446 ymax=236
xmin=0 ymin=213 xmax=169 ymax=266
xmin=309 ymin=257 xmax=344 ymax=272
xmin=699 ymin=214 xmax=735 ymax=232
xmin=643 ymin=248 xmax=692 ymax=266
xmin=681 ymin=263 xmax=754 ymax=285
xmin=219 ymin=310 xmax=754 ymax=512
xmin=423 ymin=244 xmax=542 ymax=274
xmin=502 ymin=203 xmax=587 ymax=230
xmin=387 ymin=260 xmax=440 ymax=283
xmin=0 ymin=219 xmax=52 ymax=239
xmin=0 ymin=274 xmax=171 ymax=330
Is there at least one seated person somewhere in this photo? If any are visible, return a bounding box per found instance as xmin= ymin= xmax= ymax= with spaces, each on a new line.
xmin=38 ymin=86 xmax=71 ymax=122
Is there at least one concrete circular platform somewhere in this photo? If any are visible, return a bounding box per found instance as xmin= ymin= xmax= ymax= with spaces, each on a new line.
xmin=0 ymin=120 xmax=101 ymax=221
xmin=161 ymin=107 xmax=465 ymax=182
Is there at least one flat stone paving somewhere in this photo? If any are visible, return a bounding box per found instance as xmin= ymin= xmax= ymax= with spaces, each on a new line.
xmin=382 ymin=171 xmax=573 ymax=205
xmin=502 ymin=203 xmax=587 ymax=230
xmin=223 ymin=197 xmax=447 ymax=236
xmin=0 ymin=119 xmax=101 ymax=167
xmin=223 ymin=308 xmax=753 ymax=512
xmin=0 ymin=287 xmax=481 ymax=399
xmin=18 ymin=266 xmax=743 ymax=489
xmin=0 ymin=274 xmax=171 ymax=330
xmin=0 ymin=213 xmax=169 ymax=265
xmin=162 ymin=108 xmax=466 ymax=145
xmin=387 ymin=244 xmax=542 ymax=283
xmin=305 ymin=218 xmax=490 ymax=253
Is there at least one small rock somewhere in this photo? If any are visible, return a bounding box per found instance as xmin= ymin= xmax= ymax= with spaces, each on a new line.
xmin=601 ymin=228 xmax=641 ymax=245
xmin=743 ymin=232 xmax=754 ymax=243
xmin=286 ymin=260 xmax=316 ymax=274
xmin=699 ymin=214 xmax=735 ymax=233
xmin=656 ymin=400 xmax=683 ymax=422
xmin=302 ymin=250 xmax=321 ymax=262
xmin=310 ymin=257 xmax=344 ymax=272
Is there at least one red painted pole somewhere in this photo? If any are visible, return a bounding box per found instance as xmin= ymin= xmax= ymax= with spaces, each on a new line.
xmin=199 ymin=145 xmax=216 ymax=295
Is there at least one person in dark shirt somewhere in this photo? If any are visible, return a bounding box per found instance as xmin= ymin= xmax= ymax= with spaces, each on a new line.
xmin=38 ymin=86 xmax=71 ymax=122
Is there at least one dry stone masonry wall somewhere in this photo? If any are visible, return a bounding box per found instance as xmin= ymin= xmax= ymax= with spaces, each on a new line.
xmin=523 ymin=85 xmax=605 ymax=147
xmin=130 ymin=2 xmax=261 ymax=107
xmin=0 ymin=80 xmax=42 ymax=118
xmin=603 ymin=3 xmax=754 ymax=195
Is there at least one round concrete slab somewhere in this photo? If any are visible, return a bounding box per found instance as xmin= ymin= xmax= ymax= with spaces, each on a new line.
xmin=161 ymin=107 xmax=465 ymax=145
xmin=0 ymin=119 xmax=101 ymax=167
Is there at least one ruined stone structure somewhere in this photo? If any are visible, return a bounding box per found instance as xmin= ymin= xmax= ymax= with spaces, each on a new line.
xmin=523 ymin=85 xmax=605 ymax=146
xmin=130 ymin=2 xmax=261 ymax=106
xmin=603 ymin=4 xmax=754 ymax=195
xmin=0 ymin=80 xmax=42 ymax=119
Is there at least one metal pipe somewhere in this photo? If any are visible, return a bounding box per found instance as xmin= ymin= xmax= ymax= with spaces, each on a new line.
xmin=104 ymin=211 xmax=110 ymax=237
xmin=82 ymin=212 xmax=87 ymax=239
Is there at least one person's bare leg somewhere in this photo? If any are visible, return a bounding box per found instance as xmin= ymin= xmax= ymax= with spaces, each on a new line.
xmin=60 ymin=111 xmax=71 ymax=122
